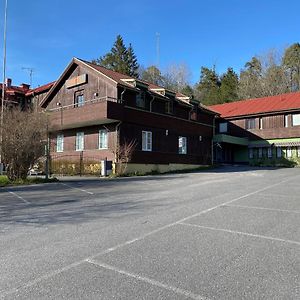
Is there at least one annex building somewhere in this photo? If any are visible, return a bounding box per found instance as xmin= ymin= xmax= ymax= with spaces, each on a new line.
xmin=210 ymin=92 xmax=300 ymax=166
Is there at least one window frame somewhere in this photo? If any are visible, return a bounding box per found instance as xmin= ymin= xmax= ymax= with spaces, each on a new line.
xmin=75 ymin=132 xmax=84 ymax=151
xmin=99 ymin=129 xmax=108 ymax=149
xmin=219 ymin=122 xmax=228 ymax=133
xmin=178 ymin=136 xmax=187 ymax=155
xmin=74 ymin=90 xmax=85 ymax=107
xmin=292 ymin=113 xmax=300 ymax=126
xmin=284 ymin=115 xmax=289 ymax=128
xmin=136 ymin=92 xmax=146 ymax=108
xmin=286 ymin=146 xmax=292 ymax=158
xmin=245 ymin=118 xmax=256 ymax=130
xmin=142 ymin=131 xmax=152 ymax=152
xmin=56 ymin=134 xmax=64 ymax=152
xmin=276 ymin=147 xmax=282 ymax=158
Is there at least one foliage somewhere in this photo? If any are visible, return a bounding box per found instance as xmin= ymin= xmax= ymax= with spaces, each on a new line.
xmin=0 ymin=175 xmax=58 ymax=187
xmin=283 ymin=43 xmax=300 ymax=91
xmin=219 ymin=68 xmax=239 ymax=103
xmin=93 ymin=35 xmax=140 ymax=78
xmin=140 ymin=65 xmax=165 ymax=86
xmin=1 ymin=109 xmax=47 ymax=181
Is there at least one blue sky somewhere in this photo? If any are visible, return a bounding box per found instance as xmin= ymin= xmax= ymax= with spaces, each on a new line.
xmin=1 ymin=0 xmax=299 ymax=88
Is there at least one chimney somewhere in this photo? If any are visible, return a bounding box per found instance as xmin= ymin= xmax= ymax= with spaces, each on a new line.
xmin=5 ymin=78 xmax=12 ymax=88
xmin=20 ymin=83 xmax=30 ymax=90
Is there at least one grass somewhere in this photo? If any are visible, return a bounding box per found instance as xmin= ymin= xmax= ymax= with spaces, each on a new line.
xmin=0 ymin=175 xmax=58 ymax=187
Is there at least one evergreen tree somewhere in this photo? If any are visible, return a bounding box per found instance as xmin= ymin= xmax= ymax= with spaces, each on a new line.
xmin=283 ymin=43 xmax=300 ymax=91
xmin=220 ymin=68 xmax=239 ymax=103
xmin=127 ymin=43 xmax=139 ymax=78
xmin=93 ymin=35 xmax=139 ymax=77
xmin=181 ymin=85 xmax=194 ymax=98
xmin=196 ymin=66 xmax=221 ymax=105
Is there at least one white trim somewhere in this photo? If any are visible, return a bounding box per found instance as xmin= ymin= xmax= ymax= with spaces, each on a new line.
xmin=99 ymin=129 xmax=108 ymax=149
xmin=75 ymin=132 xmax=84 ymax=151
xmin=142 ymin=131 xmax=152 ymax=151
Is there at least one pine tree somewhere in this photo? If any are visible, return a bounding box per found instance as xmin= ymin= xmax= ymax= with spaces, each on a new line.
xmin=127 ymin=43 xmax=139 ymax=78
xmin=93 ymin=35 xmax=139 ymax=77
xmin=283 ymin=43 xmax=300 ymax=91
xmin=196 ymin=66 xmax=221 ymax=105
xmin=220 ymin=68 xmax=239 ymax=103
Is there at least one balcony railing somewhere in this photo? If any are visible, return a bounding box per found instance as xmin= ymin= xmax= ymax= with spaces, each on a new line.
xmin=47 ymin=96 xmax=119 ymax=112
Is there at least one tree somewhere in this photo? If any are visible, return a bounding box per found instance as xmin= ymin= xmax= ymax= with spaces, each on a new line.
xmin=219 ymin=68 xmax=239 ymax=103
xmin=195 ymin=66 xmax=221 ymax=105
xmin=127 ymin=43 xmax=139 ymax=78
xmin=140 ymin=65 xmax=164 ymax=86
xmin=181 ymin=85 xmax=194 ymax=98
xmin=1 ymin=109 xmax=47 ymax=180
xmin=283 ymin=43 xmax=300 ymax=91
xmin=93 ymin=35 xmax=140 ymax=77
xmin=163 ymin=63 xmax=192 ymax=92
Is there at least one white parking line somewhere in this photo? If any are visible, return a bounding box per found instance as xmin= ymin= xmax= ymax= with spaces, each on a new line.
xmin=7 ymin=190 xmax=31 ymax=205
xmin=225 ymin=204 xmax=300 ymax=214
xmin=0 ymin=177 xmax=293 ymax=296
xmin=85 ymin=259 xmax=208 ymax=300
xmin=60 ymin=182 xmax=94 ymax=195
xmin=179 ymin=223 xmax=300 ymax=246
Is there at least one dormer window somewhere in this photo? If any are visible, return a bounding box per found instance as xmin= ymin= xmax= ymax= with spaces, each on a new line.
xmin=165 ymin=101 xmax=173 ymax=114
xmin=136 ymin=92 xmax=146 ymax=108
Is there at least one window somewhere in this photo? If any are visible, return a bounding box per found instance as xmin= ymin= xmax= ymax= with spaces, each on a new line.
xmin=142 ymin=131 xmax=152 ymax=151
xmin=165 ymin=101 xmax=173 ymax=114
xmin=219 ymin=122 xmax=228 ymax=133
xmin=56 ymin=134 xmax=64 ymax=152
xmin=258 ymin=147 xmax=263 ymax=158
xmin=286 ymin=147 xmax=292 ymax=158
xmin=292 ymin=114 xmax=300 ymax=126
xmin=276 ymin=147 xmax=282 ymax=158
xmin=178 ymin=136 xmax=187 ymax=154
xmin=249 ymin=148 xmax=254 ymax=159
xmin=298 ymin=146 xmax=300 ymax=157
xmin=99 ymin=130 xmax=108 ymax=149
xmin=74 ymin=91 xmax=84 ymax=107
xmin=75 ymin=132 xmax=84 ymax=151
xmin=284 ymin=115 xmax=289 ymax=128
xmin=246 ymin=118 xmax=256 ymax=129
xmin=136 ymin=92 xmax=146 ymax=108
xmin=259 ymin=117 xmax=263 ymax=130
xmin=267 ymin=147 xmax=272 ymax=158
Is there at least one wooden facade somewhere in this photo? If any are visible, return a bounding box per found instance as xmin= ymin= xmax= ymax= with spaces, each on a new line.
xmin=41 ymin=58 xmax=216 ymax=174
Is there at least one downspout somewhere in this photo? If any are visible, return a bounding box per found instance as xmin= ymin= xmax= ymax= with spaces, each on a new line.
xmin=120 ymin=87 xmax=126 ymax=103
xmin=150 ymin=96 xmax=155 ymax=112
xmin=114 ymin=121 xmax=122 ymax=174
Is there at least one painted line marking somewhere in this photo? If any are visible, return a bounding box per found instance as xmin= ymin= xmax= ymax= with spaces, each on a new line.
xmin=179 ymin=223 xmax=300 ymax=246
xmin=0 ymin=177 xmax=292 ymax=296
xmin=6 ymin=190 xmax=31 ymax=205
xmin=85 ymin=259 xmax=209 ymax=300
xmin=60 ymin=182 xmax=94 ymax=195
xmin=225 ymin=204 xmax=300 ymax=214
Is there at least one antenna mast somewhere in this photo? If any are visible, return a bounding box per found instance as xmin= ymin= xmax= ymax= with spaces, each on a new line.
xmin=156 ymin=32 xmax=160 ymax=69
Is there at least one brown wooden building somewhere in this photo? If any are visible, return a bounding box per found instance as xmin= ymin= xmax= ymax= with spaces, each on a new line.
xmin=40 ymin=58 xmax=217 ymax=175
xmin=210 ymin=92 xmax=300 ymax=166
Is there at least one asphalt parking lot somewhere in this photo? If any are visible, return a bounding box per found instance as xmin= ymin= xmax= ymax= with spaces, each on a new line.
xmin=0 ymin=166 xmax=299 ymax=299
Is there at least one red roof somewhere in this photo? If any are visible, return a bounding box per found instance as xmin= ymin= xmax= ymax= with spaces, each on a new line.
xmin=0 ymin=83 xmax=30 ymax=94
xmin=209 ymin=92 xmax=300 ymax=118
xmin=26 ymin=81 xmax=55 ymax=96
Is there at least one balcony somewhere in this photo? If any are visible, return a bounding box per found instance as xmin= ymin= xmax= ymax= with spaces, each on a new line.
xmin=47 ymin=96 xmax=124 ymax=130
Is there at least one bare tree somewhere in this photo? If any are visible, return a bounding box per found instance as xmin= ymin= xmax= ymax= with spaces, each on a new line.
xmin=111 ymin=136 xmax=137 ymax=176
xmin=1 ymin=109 xmax=47 ymax=180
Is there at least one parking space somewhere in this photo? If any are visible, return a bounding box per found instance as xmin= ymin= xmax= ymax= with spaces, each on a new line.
xmin=1 ymin=166 xmax=299 ymax=299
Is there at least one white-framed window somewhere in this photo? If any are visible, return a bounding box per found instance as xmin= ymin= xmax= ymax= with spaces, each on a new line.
xmin=74 ymin=91 xmax=84 ymax=107
xmin=284 ymin=115 xmax=289 ymax=128
xmin=142 ymin=131 xmax=152 ymax=151
xmin=276 ymin=147 xmax=282 ymax=158
xmin=249 ymin=148 xmax=254 ymax=159
xmin=297 ymin=146 xmax=300 ymax=157
xmin=246 ymin=118 xmax=256 ymax=129
xmin=259 ymin=117 xmax=263 ymax=130
xmin=56 ymin=134 xmax=64 ymax=152
xmin=178 ymin=136 xmax=187 ymax=154
xmin=219 ymin=122 xmax=228 ymax=133
xmin=99 ymin=129 xmax=108 ymax=149
xmin=258 ymin=147 xmax=263 ymax=158
xmin=136 ymin=92 xmax=146 ymax=108
xmin=75 ymin=132 xmax=84 ymax=151
xmin=292 ymin=114 xmax=300 ymax=126
xmin=286 ymin=147 xmax=292 ymax=158
xmin=267 ymin=147 xmax=272 ymax=158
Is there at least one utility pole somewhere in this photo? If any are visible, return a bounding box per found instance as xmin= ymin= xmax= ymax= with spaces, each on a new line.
xmin=22 ymin=67 xmax=34 ymax=87
xmin=0 ymin=0 xmax=8 ymax=174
